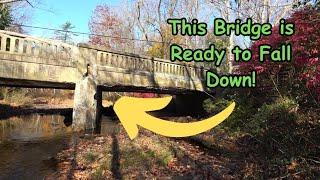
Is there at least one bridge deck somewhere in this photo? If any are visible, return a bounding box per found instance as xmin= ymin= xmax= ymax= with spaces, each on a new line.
xmin=0 ymin=30 xmax=207 ymax=93
xmin=0 ymin=30 xmax=210 ymax=130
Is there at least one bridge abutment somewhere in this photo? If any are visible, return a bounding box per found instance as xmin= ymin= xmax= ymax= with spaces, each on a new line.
xmin=72 ymin=76 xmax=102 ymax=131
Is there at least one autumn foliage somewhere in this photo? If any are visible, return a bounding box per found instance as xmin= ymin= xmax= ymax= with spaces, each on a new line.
xmin=89 ymin=5 xmax=125 ymax=48
xmin=239 ymin=7 xmax=320 ymax=100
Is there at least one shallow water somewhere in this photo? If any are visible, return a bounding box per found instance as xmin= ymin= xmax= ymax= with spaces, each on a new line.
xmin=0 ymin=114 xmax=123 ymax=179
xmin=0 ymin=114 xmax=73 ymax=180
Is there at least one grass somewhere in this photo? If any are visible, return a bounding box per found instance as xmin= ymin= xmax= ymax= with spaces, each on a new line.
xmin=91 ymin=168 xmax=104 ymax=180
xmin=133 ymin=136 xmax=174 ymax=166
xmin=156 ymin=150 xmax=173 ymax=166
xmin=87 ymin=140 xmax=113 ymax=179
xmin=121 ymin=146 xmax=152 ymax=169
xmin=84 ymin=152 xmax=97 ymax=163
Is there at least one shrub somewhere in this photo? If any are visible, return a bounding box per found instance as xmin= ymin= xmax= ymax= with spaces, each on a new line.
xmin=245 ymin=97 xmax=298 ymax=135
xmin=239 ymin=6 xmax=320 ymax=101
xmin=203 ymin=94 xmax=259 ymax=133
xmin=203 ymin=98 xmax=232 ymax=115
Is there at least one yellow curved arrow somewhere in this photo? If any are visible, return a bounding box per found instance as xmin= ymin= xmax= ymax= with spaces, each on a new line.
xmin=114 ymin=96 xmax=235 ymax=140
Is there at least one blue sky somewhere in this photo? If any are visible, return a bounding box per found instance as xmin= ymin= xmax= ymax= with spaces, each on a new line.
xmin=28 ymin=0 xmax=120 ymax=41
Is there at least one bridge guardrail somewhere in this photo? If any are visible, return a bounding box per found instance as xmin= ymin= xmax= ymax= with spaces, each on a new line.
xmin=0 ymin=30 xmax=75 ymax=66
xmin=79 ymin=44 xmax=208 ymax=80
xmin=0 ymin=31 xmax=209 ymax=80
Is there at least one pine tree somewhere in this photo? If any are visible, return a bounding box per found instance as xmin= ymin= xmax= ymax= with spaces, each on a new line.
xmin=0 ymin=4 xmax=13 ymax=30
xmin=54 ymin=21 xmax=77 ymax=43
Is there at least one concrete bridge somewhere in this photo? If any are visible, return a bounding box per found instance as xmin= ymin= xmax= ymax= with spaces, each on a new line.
xmin=0 ymin=30 xmax=208 ymax=130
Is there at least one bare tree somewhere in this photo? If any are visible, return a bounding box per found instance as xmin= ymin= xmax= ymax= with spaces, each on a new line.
xmin=131 ymin=0 xmax=210 ymax=58
xmin=2 ymin=0 xmax=39 ymax=32
xmin=207 ymin=0 xmax=302 ymax=73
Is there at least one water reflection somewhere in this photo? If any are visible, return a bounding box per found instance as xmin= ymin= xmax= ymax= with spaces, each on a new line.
xmin=0 ymin=114 xmax=72 ymax=179
xmin=0 ymin=114 xmax=125 ymax=179
xmin=0 ymin=114 xmax=72 ymax=142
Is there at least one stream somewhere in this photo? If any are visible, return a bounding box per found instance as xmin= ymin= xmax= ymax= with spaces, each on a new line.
xmin=0 ymin=114 xmax=74 ymax=179
xmin=0 ymin=109 xmax=201 ymax=179
xmin=0 ymin=111 xmax=127 ymax=180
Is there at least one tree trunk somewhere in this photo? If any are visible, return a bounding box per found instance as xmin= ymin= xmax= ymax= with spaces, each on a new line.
xmin=262 ymin=0 xmax=270 ymax=23
xmin=226 ymin=0 xmax=234 ymax=74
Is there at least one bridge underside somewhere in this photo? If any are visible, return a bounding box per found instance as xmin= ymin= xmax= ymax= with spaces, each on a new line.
xmin=99 ymin=84 xmax=205 ymax=95
xmin=0 ymin=77 xmax=211 ymax=132
xmin=0 ymin=78 xmax=75 ymax=89
xmin=0 ymin=78 xmax=208 ymax=95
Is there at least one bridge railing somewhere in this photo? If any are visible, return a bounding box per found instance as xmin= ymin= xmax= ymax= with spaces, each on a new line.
xmin=82 ymin=45 xmax=207 ymax=80
xmin=0 ymin=30 xmax=75 ymax=66
xmin=0 ymin=30 xmax=208 ymax=80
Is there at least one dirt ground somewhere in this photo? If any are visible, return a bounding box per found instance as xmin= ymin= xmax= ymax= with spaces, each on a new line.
xmin=46 ymin=121 xmax=320 ymax=179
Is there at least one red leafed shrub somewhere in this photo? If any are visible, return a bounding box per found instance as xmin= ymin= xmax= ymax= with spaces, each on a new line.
xmin=133 ymin=92 xmax=157 ymax=98
xmin=239 ymin=6 xmax=320 ymax=100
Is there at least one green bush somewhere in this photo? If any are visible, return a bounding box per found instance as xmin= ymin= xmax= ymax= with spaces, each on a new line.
xmin=203 ymin=95 xmax=299 ymax=136
xmin=203 ymin=96 xmax=258 ymax=133
xmin=246 ymin=97 xmax=298 ymax=135
xmin=203 ymin=98 xmax=232 ymax=115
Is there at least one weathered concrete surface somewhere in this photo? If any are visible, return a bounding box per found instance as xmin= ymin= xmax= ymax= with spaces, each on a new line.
xmin=0 ymin=31 xmax=206 ymax=92
xmin=0 ymin=57 xmax=79 ymax=83
xmin=97 ymin=67 xmax=204 ymax=92
xmin=0 ymin=30 xmax=209 ymax=131
xmin=73 ymin=76 xmax=102 ymax=131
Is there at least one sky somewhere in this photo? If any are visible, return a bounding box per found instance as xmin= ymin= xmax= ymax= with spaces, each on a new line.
xmin=27 ymin=0 xmax=120 ymax=42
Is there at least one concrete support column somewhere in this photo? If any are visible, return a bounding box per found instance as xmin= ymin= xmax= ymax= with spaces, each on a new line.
xmin=72 ymin=76 xmax=102 ymax=131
